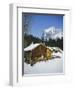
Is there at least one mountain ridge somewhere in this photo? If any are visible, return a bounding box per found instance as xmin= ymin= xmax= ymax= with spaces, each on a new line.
xmin=43 ymin=26 xmax=63 ymax=40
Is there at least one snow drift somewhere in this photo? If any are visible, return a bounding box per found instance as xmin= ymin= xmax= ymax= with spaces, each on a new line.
xmin=24 ymin=51 xmax=63 ymax=74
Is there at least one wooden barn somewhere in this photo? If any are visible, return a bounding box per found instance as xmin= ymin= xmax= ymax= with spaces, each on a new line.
xmin=24 ymin=43 xmax=52 ymax=65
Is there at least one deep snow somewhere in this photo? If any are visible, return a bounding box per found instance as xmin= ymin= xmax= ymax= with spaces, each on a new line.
xmin=24 ymin=52 xmax=63 ymax=74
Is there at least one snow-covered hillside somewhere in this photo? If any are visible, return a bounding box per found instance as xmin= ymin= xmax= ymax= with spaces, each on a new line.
xmin=52 ymin=32 xmax=63 ymax=39
xmin=24 ymin=51 xmax=63 ymax=74
xmin=43 ymin=26 xmax=63 ymax=40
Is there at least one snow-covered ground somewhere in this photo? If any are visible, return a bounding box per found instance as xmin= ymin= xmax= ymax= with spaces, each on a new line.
xmin=24 ymin=51 xmax=63 ymax=74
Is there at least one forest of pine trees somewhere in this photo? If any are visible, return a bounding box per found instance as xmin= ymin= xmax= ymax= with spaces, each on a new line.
xmin=24 ymin=34 xmax=63 ymax=50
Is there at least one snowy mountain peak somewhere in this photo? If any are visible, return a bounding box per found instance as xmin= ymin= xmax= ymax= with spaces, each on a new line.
xmin=53 ymin=32 xmax=63 ymax=39
xmin=43 ymin=27 xmax=63 ymax=40
xmin=44 ymin=26 xmax=56 ymax=35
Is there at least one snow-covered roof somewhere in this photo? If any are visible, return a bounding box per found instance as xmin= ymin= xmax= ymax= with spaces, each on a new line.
xmin=24 ymin=42 xmax=54 ymax=52
xmin=24 ymin=43 xmax=40 ymax=51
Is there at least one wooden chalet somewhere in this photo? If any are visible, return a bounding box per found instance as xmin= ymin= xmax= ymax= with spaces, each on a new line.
xmin=24 ymin=43 xmax=52 ymax=65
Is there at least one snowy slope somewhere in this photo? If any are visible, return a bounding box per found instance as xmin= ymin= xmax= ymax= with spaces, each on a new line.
xmin=24 ymin=51 xmax=63 ymax=74
xmin=52 ymin=32 xmax=63 ymax=39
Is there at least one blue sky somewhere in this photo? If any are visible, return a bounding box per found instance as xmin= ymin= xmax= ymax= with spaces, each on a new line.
xmin=23 ymin=14 xmax=63 ymax=39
